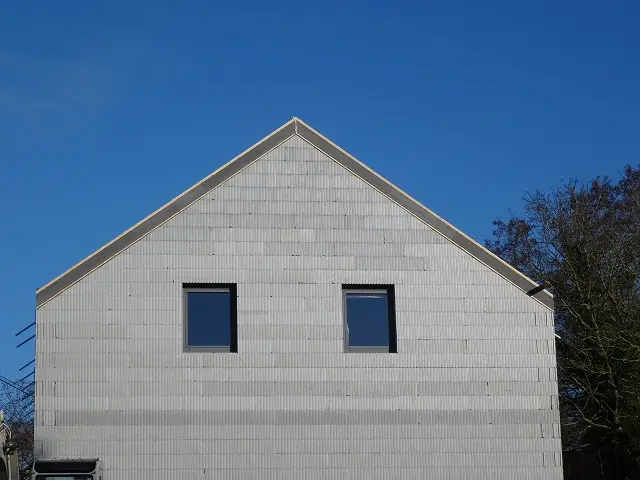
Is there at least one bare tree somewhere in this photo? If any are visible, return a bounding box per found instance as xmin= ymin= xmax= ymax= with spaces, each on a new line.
xmin=0 ymin=380 xmax=34 ymax=480
xmin=486 ymin=166 xmax=640 ymax=479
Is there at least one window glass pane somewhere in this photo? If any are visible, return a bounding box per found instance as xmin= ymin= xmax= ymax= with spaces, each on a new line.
xmin=36 ymin=477 xmax=92 ymax=479
xmin=186 ymin=290 xmax=231 ymax=347
xmin=345 ymin=292 xmax=389 ymax=347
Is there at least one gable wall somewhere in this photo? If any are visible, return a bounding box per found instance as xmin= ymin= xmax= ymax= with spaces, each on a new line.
xmin=35 ymin=135 xmax=562 ymax=479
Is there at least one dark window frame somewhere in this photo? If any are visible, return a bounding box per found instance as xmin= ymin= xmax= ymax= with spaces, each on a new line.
xmin=183 ymin=283 xmax=237 ymax=352
xmin=342 ymin=284 xmax=397 ymax=353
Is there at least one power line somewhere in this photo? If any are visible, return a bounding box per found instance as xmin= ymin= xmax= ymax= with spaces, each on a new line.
xmin=19 ymin=360 xmax=35 ymax=372
xmin=15 ymin=322 xmax=35 ymax=337
xmin=16 ymin=334 xmax=35 ymax=349
xmin=0 ymin=375 xmax=35 ymax=419
xmin=0 ymin=375 xmax=32 ymax=396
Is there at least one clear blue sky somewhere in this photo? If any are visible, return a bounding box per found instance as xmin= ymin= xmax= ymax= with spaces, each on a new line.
xmin=1 ymin=1 xmax=638 ymax=376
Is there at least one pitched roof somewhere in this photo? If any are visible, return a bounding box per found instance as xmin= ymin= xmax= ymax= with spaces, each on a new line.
xmin=36 ymin=118 xmax=553 ymax=310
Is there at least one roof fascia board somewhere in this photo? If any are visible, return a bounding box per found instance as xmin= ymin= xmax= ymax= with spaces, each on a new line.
xmin=294 ymin=119 xmax=553 ymax=310
xmin=37 ymin=117 xmax=553 ymax=311
xmin=36 ymin=119 xmax=296 ymax=308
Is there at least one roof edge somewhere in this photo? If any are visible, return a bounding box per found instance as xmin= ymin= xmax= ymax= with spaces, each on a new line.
xmin=36 ymin=118 xmax=297 ymax=308
xmin=294 ymin=118 xmax=553 ymax=310
xmin=37 ymin=116 xmax=553 ymax=311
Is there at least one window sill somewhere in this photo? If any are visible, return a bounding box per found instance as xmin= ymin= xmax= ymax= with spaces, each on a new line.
xmin=184 ymin=346 xmax=235 ymax=353
xmin=345 ymin=346 xmax=395 ymax=353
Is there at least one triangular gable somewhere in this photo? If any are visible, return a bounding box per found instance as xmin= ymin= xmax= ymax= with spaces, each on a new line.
xmin=36 ymin=118 xmax=553 ymax=309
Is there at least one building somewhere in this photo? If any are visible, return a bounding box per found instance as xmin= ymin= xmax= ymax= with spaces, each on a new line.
xmin=0 ymin=417 xmax=19 ymax=480
xmin=34 ymin=118 xmax=562 ymax=479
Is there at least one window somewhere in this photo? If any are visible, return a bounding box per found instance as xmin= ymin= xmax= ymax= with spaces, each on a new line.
xmin=32 ymin=459 xmax=98 ymax=478
xmin=183 ymin=283 xmax=237 ymax=352
xmin=343 ymin=285 xmax=397 ymax=352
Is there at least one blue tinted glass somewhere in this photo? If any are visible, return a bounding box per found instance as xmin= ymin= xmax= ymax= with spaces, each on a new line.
xmin=186 ymin=291 xmax=231 ymax=347
xmin=345 ymin=292 xmax=389 ymax=347
xmin=36 ymin=477 xmax=91 ymax=480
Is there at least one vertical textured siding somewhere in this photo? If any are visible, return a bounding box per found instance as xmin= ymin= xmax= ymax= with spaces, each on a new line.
xmin=35 ymin=135 xmax=562 ymax=479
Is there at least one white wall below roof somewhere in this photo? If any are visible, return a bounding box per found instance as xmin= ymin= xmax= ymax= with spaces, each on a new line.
xmin=35 ymin=135 xmax=562 ymax=479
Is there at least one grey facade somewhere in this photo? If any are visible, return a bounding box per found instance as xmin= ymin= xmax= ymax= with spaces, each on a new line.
xmin=35 ymin=119 xmax=562 ymax=479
